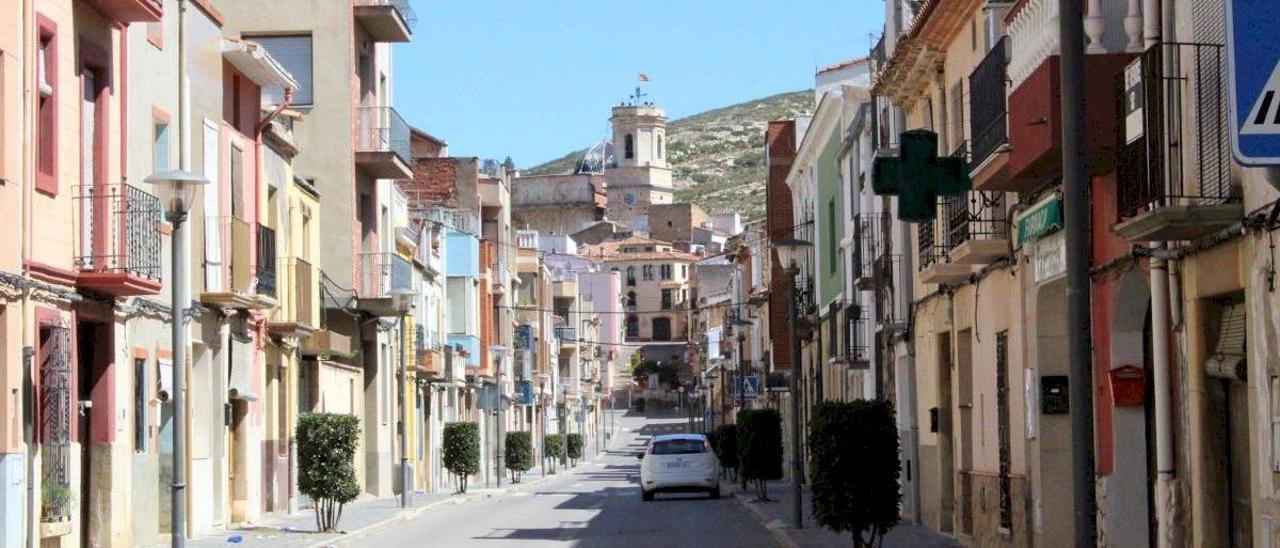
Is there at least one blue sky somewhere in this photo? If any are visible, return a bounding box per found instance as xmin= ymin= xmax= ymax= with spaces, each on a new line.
xmin=393 ymin=1 xmax=884 ymax=168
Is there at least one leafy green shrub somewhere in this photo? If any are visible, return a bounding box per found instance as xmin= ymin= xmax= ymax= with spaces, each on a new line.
xmin=545 ymin=434 xmax=565 ymax=474
xmin=443 ymin=422 xmax=480 ymax=492
xmin=297 ymin=413 xmax=361 ymax=532
xmin=567 ymin=433 xmax=583 ymax=466
xmin=808 ymin=400 xmax=902 ymax=547
xmin=737 ymin=408 xmax=783 ymax=501
xmin=714 ymin=424 xmax=739 ymax=475
xmin=505 ymin=431 xmax=533 ymax=483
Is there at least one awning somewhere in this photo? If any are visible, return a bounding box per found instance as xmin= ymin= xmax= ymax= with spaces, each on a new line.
xmin=221 ymin=39 xmax=299 ymax=91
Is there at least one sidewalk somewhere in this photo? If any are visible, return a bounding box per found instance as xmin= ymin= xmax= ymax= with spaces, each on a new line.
xmin=175 ymin=420 xmax=633 ymax=548
xmin=181 ymin=468 xmax=553 ymax=548
xmin=731 ymin=481 xmax=960 ymax=548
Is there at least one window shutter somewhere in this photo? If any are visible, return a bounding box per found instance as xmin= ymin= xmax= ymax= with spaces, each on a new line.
xmin=249 ymin=35 xmax=313 ymax=105
xmin=447 ymin=278 xmax=465 ymax=333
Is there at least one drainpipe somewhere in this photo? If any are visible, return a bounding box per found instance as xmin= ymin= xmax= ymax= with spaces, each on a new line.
xmin=1151 ymin=2 xmax=1176 ymax=546
xmin=1150 ymin=248 xmax=1174 ymax=548
xmin=256 ymin=87 xmax=295 ymax=137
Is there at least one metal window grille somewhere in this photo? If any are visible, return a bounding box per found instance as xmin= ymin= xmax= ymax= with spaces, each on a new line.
xmin=997 ymin=330 xmax=1013 ymax=530
xmin=39 ymin=325 xmax=72 ymax=522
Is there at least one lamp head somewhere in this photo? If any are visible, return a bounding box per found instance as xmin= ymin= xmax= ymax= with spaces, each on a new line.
xmin=144 ymin=170 xmax=209 ymax=220
xmin=388 ymin=286 xmax=419 ymax=313
xmin=770 ymin=237 xmax=813 ymax=272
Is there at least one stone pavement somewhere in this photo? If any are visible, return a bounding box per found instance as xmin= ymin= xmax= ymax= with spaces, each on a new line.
xmin=732 ymin=480 xmax=961 ymax=548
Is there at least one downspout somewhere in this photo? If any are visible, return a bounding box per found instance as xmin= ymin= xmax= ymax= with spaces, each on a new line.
xmin=256 ymin=87 xmax=294 ymax=137
xmin=1149 ymin=1 xmax=1176 ymax=546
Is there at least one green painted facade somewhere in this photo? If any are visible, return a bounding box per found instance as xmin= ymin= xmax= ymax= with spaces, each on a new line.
xmin=816 ymin=128 xmax=845 ymax=309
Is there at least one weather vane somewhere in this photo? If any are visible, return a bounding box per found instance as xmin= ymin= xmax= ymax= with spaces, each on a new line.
xmin=631 ymin=73 xmax=649 ymax=105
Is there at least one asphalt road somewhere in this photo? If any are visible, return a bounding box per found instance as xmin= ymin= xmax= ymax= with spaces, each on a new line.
xmin=339 ymin=413 xmax=778 ymax=547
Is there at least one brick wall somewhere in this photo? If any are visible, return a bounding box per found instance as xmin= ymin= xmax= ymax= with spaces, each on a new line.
xmin=766 ymin=121 xmax=796 ymax=371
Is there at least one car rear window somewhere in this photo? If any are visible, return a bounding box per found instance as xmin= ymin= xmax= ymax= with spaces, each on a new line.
xmin=650 ymin=439 xmax=708 ymax=455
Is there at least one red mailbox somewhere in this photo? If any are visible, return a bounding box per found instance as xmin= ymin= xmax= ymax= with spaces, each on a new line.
xmin=1109 ymin=365 xmax=1146 ymax=407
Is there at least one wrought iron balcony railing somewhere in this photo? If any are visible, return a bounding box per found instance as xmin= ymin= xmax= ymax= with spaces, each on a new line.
xmin=855 ymin=213 xmax=887 ymax=283
xmin=75 ymin=183 xmax=162 ymax=281
xmin=917 ymin=211 xmax=946 ymax=270
xmin=355 ymin=106 xmax=413 ymax=167
xmin=256 ymin=224 xmax=277 ymax=299
xmin=969 ymin=37 xmax=1009 ymax=169
xmin=1116 ymin=41 xmax=1235 ymax=221
xmin=946 ymin=192 xmax=1010 ymax=250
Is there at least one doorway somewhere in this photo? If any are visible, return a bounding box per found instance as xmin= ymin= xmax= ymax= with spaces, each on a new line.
xmin=76 ymin=320 xmax=110 ymax=547
xmin=937 ymin=332 xmax=955 ymax=534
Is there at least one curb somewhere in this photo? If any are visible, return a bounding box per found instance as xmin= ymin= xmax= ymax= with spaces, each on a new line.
xmin=310 ymin=471 xmax=559 ymax=547
xmin=302 ymin=495 xmax=468 ymax=548
xmin=731 ymin=492 xmax=800 ymax=548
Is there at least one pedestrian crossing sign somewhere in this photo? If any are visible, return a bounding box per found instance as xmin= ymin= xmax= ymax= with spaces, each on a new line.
xmin=1227 ymin=0 xmax=1280 ymax=165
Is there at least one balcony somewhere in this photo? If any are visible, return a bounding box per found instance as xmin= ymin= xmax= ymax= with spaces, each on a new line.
xmin=1112 ymin=42 xmax=1241 ymax=242
xmin=854 ymin=213 xmax=886 ymax=290
xmin=355 ymin=107 xmax=413 ymax=180
xmin=417 ymin=344 xmax=445 ymax=378
xmin=269 ymin=258 xmax=319 ymax=338
xmin=917 ymin=197 xmax=974 ymax=285
xmin=354 ymin=0 xmax=416 ymax=43
xmin=556 ymin=327 xmax=577 ymax=354
xmin=75 ymin=183 xmax=163 ymax=297
xmin=301 ymin=329 xmax=352 ymax=357
xmin=1005 ymin=0 xmax=1139 ymax=188
xmin=200 ymin=218 xmax=277 ymax=309
xmin=839 ymin=305 xmax=869 ymax=370
xmin=356 ymin=252 xmax=413 ymax=316
xmin=516 ymin=229 xmax=539 ymax=250
xmin=969 ymin=37 xmax=1012 ymax=190
xmin=81 ymin=0 xmax=161 ymax=23
xmin=947 ymin=191 xmax=1011 ymax=265
xmin=873 ymin=253 xmax=910 ymax=331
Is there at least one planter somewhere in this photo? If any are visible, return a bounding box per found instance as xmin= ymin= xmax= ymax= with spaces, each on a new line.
xmin=40 ymin=520 xmax=71 ymax=538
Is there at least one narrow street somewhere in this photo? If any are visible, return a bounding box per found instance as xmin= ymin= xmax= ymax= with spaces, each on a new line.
xmin=339 ymin=412 xmax=777 ymax=547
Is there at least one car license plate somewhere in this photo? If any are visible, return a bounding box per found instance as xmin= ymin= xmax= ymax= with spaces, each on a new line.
xmin=666 ymin=462 xmax=689 ymax=469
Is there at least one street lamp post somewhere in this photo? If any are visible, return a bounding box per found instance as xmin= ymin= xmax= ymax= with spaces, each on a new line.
xmin=388 ymin=287 xmax=418 ymax=508
xmin=772 ymin=236 xmax=812 ymax=531
xmin=146 ymin=170 xmax=209 ymax=548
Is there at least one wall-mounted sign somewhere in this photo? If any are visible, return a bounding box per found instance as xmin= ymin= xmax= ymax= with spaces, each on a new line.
xmin=1032 ymin=232 xmax=1066 ymax=284
xmin=1016 ymin=196 xmax=1063 ymax=246
xmin=1124 ymin=61 xmax=1145 ymax=145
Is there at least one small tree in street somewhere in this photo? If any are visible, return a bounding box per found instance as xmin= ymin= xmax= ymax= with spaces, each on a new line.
xmin=567 ymin=433 xmax=583 ymax=466
xmin=296 ymin=413 xmax=360 ymax=533
xmin=443 ymin=422 xmax=480 ymax=493
xmin=737 ymin=409 xmax=782 ymax=501
xmin=506 ymin=431 xmax=533 ymax=483
xmin=545 ymin=434 xmax=565 ymax=474
xmin=808 ymin=400 xmax=902 ymax=548
xmin=713 ymin=424 xmax=739 ymax=481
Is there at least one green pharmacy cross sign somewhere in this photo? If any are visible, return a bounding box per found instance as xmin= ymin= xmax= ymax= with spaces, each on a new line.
xmin=872 ymin=130 xmax=972 ymax=223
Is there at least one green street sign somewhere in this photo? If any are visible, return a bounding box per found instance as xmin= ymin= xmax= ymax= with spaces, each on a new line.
xmin=872 ymin=130 xmax=971 ymax=223
xmin=1017 ymin=196 xmax=1062 ymax=245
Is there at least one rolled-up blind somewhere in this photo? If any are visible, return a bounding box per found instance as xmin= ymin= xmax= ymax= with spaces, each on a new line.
xmin=248 ymin=34 xmax=313 ymax=105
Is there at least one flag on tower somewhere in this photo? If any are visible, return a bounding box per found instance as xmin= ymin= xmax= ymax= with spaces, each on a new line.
xmin=638 ymin=73 xmax=650 ymax=83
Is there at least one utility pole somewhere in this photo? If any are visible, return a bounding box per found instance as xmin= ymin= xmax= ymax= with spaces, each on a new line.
xmin=1059 ymin=0 xmax=1096 ymax=545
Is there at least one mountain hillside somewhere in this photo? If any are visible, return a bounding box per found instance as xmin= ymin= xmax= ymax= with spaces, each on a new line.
xmin=524 ymin=90 xmax=815 ymax=220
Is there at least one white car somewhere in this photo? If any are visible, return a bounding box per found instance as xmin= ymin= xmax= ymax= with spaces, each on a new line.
xmin=638 ymin=433 xmax=720 ymax=501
